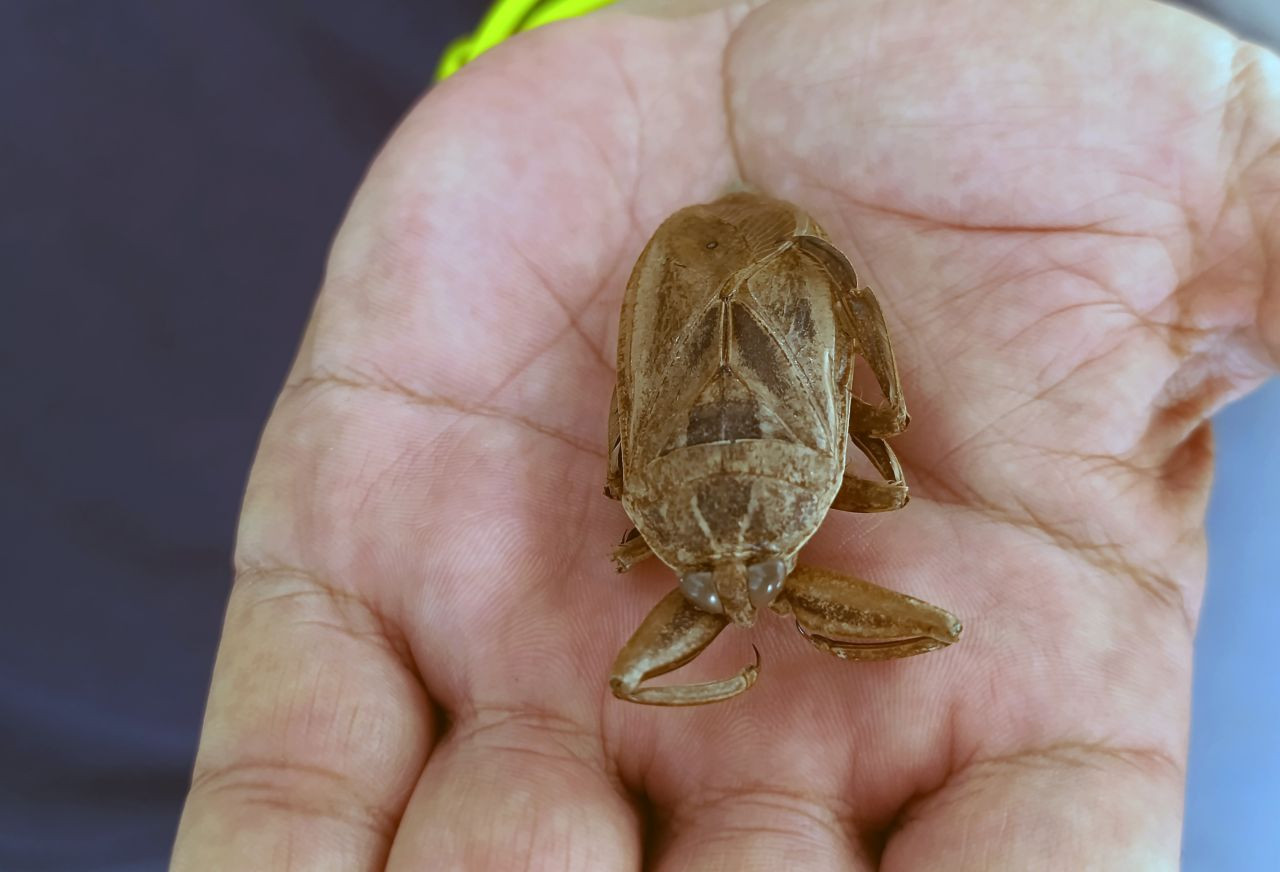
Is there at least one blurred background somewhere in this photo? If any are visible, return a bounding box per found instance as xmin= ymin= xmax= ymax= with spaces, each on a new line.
xmin=1 ymin=2 xmax=1275 ymax=870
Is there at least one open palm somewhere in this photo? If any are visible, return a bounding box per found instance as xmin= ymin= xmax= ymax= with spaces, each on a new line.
xmin=173 ymin=1 xmax=1280 ymax=869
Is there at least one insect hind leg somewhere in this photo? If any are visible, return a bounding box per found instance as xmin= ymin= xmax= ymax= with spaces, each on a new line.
xmin=798 ymin=235 xmax=909 ymax=437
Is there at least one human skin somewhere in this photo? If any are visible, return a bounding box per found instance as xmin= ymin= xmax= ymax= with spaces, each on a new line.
xmin=171 ymin=0 xmax=1280 ymax=869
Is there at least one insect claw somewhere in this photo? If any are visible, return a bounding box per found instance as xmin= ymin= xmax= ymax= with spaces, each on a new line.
xmin=785 ymin=565 xmax=962 ymax=661
xmin=609 ymin=589 xmax=758 ymax=706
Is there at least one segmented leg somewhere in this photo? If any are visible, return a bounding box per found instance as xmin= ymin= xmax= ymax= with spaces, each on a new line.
xmin=772 ymin=565 xmax=961 ymax=661
xmin=798 ymin=235 xmax=909 ymax=437
xmin=610 ymin=588 xmax=758 ymax=706
xmin=612 ymin=528 xmax=654 ymax=572
xmin=831 ymin=433 xmax=909 ymax=513
xmin=604 ymin=386 xmax=623 ymax=500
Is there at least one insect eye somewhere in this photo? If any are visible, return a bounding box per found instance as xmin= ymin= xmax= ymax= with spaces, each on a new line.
xmin=705 ymin=240 xmax=718 ymax=250
xmin=680 ymin=570 xmax=723 ymax=614
xmin=746 ymin=558 xmax=786 ymax=608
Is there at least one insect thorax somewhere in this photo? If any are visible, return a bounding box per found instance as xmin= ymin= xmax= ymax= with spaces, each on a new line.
xmin=623 ymin=441 xmax=839 ymax=572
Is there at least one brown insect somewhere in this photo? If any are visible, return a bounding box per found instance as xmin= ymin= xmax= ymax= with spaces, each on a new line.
xmin=605 ymin=191 xmax=961 ymax=706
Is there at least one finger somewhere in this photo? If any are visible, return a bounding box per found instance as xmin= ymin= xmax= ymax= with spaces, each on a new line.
xmin=881 ymin=743 xmax=1184 ymax=870
xmin=384 ymin=707 xmax=638 ymax=871
xmin=171 ymin=566 xmax=433 ymax=871
xmin=1228 ymin=43 xmax=1280 ymax=369
xmin=654 ymin=786 xmax=873 ymax=872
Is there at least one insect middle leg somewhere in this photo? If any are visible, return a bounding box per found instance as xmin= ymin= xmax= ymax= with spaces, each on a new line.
xmin=832 ymin=432 xmax=909 ymax=513
xmin=604 ymin=386 xmax=624 ymax=500
xmin=612 ymin=527 xmax=654 ymax=572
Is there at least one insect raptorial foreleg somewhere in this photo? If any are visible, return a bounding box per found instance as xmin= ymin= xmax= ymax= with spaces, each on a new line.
xmin=610 ymin=588 xmax=758 ymax=705
xmin=772 ymin=565 xmax=961 ymax=660
xmin=612 ymin=528 xmax=654 ymax=572
xmin=831 ymin=433 xmax=909 ymax=513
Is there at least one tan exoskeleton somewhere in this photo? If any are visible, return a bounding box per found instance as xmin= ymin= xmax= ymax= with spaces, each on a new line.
xmin=605 ymin=192 xmax=962 ymax=705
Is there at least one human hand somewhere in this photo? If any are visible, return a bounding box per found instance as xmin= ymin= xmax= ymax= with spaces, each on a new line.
xmin=172 ymin=1 xmax=1280 ymax=868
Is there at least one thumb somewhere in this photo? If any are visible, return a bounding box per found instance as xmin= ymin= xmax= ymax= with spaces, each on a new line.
xmin=1222 ymin=41 xmax=1280 ymax=371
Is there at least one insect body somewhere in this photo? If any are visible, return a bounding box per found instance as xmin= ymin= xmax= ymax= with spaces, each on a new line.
xmin=606 ymin=191 xmax=961 ymax=705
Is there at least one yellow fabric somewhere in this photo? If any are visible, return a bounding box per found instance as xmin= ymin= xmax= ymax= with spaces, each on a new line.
xmin=436 ymin=0 xmax=614 ymax=80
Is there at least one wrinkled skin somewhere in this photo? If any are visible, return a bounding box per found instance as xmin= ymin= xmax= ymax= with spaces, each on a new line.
xmin=172 ymin=1 xmax=1280 ymax=869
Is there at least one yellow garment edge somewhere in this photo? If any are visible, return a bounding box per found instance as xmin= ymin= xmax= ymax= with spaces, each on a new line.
xmin=436 ymin=0 xmax=614 ymax=81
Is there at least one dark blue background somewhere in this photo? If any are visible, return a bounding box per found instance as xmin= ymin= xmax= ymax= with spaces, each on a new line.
xmin=1 ymin=2 xmax=1275 ymax=869
xmin=1 ymin=3 xmax=481 ymax=868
